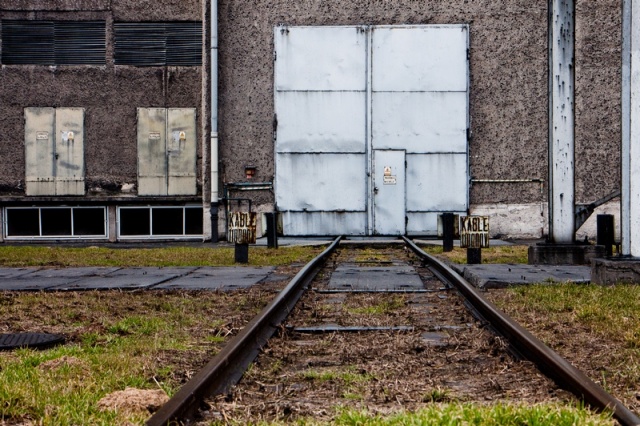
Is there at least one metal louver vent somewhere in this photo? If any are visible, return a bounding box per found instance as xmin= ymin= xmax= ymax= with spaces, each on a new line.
xmin=1 ymin=20 xmax=106 ymax=65
xmin=114 ymin=22 xmax=202 ymax=66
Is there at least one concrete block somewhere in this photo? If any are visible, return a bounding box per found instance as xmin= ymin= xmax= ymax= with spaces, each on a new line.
xmin=528 ymin=244 xmax=605 ymax=265
xmin=591 ymin=258 xmax=640 ymax=284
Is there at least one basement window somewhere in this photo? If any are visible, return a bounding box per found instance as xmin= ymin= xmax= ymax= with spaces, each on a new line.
xmin=4 ymin=207 xmax=107 ymax=239
xmin=118 ymin=206 xmax=203 ymax=239
xmin=114 ymin=22 xmax=202 ymax=66
xmin=1 ymin=20 xmax=106 ymax=65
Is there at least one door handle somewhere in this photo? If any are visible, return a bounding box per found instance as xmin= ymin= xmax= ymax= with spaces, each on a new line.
xmin=374 ymin=187 xmax=379 ymax=194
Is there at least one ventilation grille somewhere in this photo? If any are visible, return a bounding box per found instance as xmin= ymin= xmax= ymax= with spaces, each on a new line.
xmin=114 ymin=22 xmax=202 ymax=66
xmin=1 ymin=20 xmax=106 ymax=65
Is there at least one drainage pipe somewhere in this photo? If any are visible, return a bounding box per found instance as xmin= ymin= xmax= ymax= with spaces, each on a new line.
xmin=210 ymin=0 xmax=220 ymax=242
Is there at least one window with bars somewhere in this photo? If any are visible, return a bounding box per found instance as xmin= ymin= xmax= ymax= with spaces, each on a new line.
xmin=1 ymin=20 xmax=106 ymax=65
xmin=114 ymin=22 xmax=202 ymax=66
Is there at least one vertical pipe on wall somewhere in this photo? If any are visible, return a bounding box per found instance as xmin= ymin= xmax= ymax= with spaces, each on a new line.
xmin=622 ymin=0 xmax=631 ymax=255
xmin=548 ymin=0 xmax=576 ymax=244
xmin=210 ymin=0 xmax=220 ymax=242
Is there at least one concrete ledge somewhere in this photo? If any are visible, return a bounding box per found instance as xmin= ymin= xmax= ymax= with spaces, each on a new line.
xmin=451 ymin=264 xmax=590 ymax=289
xmin=591 ymin=257 xmax=640 ymax=285
xmin=528 ymin=244 xmax=605 ymax=265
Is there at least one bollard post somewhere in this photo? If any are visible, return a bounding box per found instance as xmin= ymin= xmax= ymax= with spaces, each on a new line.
xmin=235 ymin=243 xmax=249 ymax=263
xmin=266 ymin=212 xmax=278 ymax=249
xmin=467 ymin=248 xmax=482 ymax=264
xmin=597 ymin=214 xmax=615 ymax=257
xmin=442 ymin=213 xmax=454 ymax=252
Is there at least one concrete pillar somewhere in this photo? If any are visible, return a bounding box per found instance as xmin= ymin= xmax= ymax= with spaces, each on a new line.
xmin=548 ymin=0 xmax=575 ymax=244
xmin=622 ymin=0 xmax=640 ymax=256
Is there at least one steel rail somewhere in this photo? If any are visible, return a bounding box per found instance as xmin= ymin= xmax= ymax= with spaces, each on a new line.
xmin=146 ymin=236 xmax=342 ymax=426
xmin=403 ymin=236 xmax=640 ymax=426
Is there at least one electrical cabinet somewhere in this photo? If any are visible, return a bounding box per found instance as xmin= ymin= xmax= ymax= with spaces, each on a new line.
xmin=24 ymin=107 xmax=85 ymax=196
xmin=137 ymin=108 xmax=197 ymax=196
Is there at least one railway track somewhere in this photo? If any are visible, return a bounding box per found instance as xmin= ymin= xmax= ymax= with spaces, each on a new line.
xmin=147 ymin=237 xmax=640 ymax=426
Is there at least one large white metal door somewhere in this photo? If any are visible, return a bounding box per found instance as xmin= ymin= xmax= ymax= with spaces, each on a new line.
xmin=373 ymin=150 xmax=405 ymax=235
xmin=275 ymin=25 xmax=468 ymax=236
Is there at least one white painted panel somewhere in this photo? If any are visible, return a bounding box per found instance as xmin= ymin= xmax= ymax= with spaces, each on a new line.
xmin=373 ymin=150 xmax=406 ymax=235
xmin=275 ymin=26 xmax=367 ymax=91
xmin=167 ymin=108 xmax=197 ymax=195
xmin=372 ymin=26 xmax=468 ymax=92
xmin=372 ymin=91 xmax=467 ymax=153
xmin=406 ymin=154 xmax=468 ymax=211
xmin=276 ymin=153 xmax=366 ymax=211
xmin=407 ymin=212 xmax=450 ymax=236
xmin=276 ymin=91 xmax=366 ymax=153
xmin=55 ymin=108 xmax=85 ymax=195
xmin=24 ymin=107 xmax=56 ymax=196
xmin=137 ymin=108 xmax=167 ymax=196
xmin=282 ymin=211 xmax=367 ymax=236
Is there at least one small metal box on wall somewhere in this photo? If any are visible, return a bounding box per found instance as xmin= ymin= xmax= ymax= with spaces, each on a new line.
xmin=24 ymin=107 xmax=85 ymax=196
xmin=137 ymin=108 xmax=197 ymax=196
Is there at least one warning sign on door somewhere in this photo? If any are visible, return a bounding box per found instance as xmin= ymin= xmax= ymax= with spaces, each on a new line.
xmin=383 ymin=166 xmax=396 ymax=185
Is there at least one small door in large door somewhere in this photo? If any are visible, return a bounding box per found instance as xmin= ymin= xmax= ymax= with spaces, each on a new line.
xmin=373 ymin=150 xmax=405 ymax=235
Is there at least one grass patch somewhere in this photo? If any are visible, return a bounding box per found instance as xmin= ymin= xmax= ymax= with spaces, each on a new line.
xmin=421 ymin=244 xmax=529 ymax=264
xmin=353 ymin=248 xmax=392 ymax=263
xmin=329 ymin=404 xmax=614 ymax=425
xmin=0 ymin=245 xmax=323 ymax=267
xmin=500 ymin=283 xmax=640 ymax=348
xmin=216 ymin=403 xmax=613 ymax=425
xmin=346 ymin=296 xmax=405 ymax=316
xmin=490 ymin=283 xmax=640 ymax=403
xmin=302 ymin=367 xmax=375 ymax=386
xmin=0 ymin=290 xmax=272 ymax=425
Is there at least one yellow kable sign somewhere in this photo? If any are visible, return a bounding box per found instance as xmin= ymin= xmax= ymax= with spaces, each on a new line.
xmin=459 ymin=216 xmax=490 ymax=248
xmin=228 ymin=212 xmax=257 ymax=244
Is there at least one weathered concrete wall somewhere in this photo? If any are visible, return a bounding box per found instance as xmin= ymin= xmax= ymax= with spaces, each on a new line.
xmin=217 ymin=1 xmax=551 ymax=205
xmin=0 ymin=1 xmax=203 ymax=196
xmin=575 ymin=0 xmax=621 ymax=204
xmin=0 ymin=0 xmax=624 ymax=238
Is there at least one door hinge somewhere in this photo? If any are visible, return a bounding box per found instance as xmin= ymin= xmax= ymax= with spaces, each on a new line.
xmin=273 ymin=114 xmax=278 ymax=140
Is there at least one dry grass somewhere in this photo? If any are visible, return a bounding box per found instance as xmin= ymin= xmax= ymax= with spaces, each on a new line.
xmin=421 ymin=244 xmax=529 ymax=264
xmin=0 ymin=289 xmax=277 ymax=425
xmin=487 ymin=283 xmax=640 ymax=414
xmin=0 ymin=245 xmax=323 ymax=267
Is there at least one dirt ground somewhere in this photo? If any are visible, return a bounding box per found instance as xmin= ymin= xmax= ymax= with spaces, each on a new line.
xmin=200 ymin=247 xmax=574 ymax=424
xmin=2 ymin=247 xmax=632 ymax=425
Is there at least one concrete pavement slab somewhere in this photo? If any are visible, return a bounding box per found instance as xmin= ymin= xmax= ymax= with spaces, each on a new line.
xmin=49 ymin=267 xmax=197 ymax=291
xmin=152 ymin=267 xmax=275 ymax=290
xmin=0 ymin=267 xmax=124 ymax=291
xmin=451 ymin=264 xmax=591 ymax=289
xmin=0 ymin=278 xmax=76 ymax=291
xmin=329 ymin=264 xmax=424 ymax=291
xmin=0 ymin=268 xmax=41 ymax=279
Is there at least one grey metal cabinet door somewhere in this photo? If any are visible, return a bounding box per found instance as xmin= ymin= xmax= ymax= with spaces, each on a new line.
xmin=25 ymin=107 xmax=85 ymax=196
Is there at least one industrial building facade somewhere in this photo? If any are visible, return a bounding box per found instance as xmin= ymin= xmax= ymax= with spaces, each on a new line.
xmin=0 ymin=1 xmax=622 ymax=242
